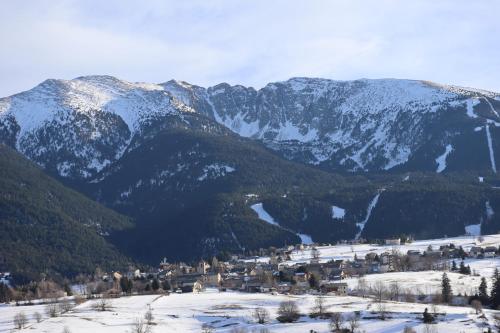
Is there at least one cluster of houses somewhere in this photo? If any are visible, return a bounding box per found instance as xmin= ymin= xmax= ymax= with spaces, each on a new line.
xmin=97 ymin=241 xmax=499 ymax=296
xmin=149 ymin=249 xmax=349 ymax=296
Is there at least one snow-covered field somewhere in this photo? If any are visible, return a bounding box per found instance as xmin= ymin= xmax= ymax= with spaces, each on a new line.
xmin=248 ymin=234 xmax=500 ymax=265
xmin=1 ymin=290 xmax=497 ymax=333
xmin=3 ymin=234 xmax=500 ymax=332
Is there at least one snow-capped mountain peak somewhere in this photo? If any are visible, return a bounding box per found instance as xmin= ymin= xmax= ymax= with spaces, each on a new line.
xmin=1 ymin=75 xmax=499 ymax=178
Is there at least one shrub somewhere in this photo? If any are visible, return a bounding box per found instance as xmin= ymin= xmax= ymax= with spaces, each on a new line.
xmin=13 ymin=312 xmax=28 ymax=329
xmin=276 ymin=300 xmax=300 ymax=323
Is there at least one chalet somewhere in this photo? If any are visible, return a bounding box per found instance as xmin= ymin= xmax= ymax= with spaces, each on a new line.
xmin=320 ymin=282 xmax=348 ymax=296
xmin=469 ymin=246 xmax=483 ymax=258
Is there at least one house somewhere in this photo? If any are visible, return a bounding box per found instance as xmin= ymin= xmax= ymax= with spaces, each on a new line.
xmin=484 ymin=246 xmax=497 ymax=258
xmin=222 ymin=276 xmax=244 ymax=290
xmin=173 ymin=274 xmax=205 ymax=293
xmin=368 ymin=262 xmax=381 ymax=274
xmin=469 ymin=246 xmax=483 ymax=258
xmin=385 ymin=238 xmax=401 ymax=246
xmin=293 ymin=272 xmax=309 ymax=284
xmin=320 ymin=282 xmax=348 ymax=296
xmin=159 ymin=257 xmax=170 ymax=271
xmin=277 ymin=283 xmax=292 ymax=294
xmin=112 ymin=272 xmax=123 ymax=281
xmin=196 ymin=261 xmax=210 ymax=274
xmin=206 ymin=272 xmax=222 ymax=287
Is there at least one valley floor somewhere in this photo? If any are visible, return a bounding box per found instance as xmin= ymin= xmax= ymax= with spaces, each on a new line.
xmin=0 ymin=290 xmax=498 ymax=333
xmin=3 ymin=234 xmax=500 ymax=332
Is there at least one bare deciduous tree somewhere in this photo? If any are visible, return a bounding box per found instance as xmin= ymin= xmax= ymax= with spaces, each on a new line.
xmin=423 ymin=323 xmax=438 ymax=333
xmin=13 ymin=312 xmax=28 ymax=329
xmin=45 ymin=303 xmax=59 ymax=318
xmin=253 ymin=307 xmax=270 ymax=324
xmin=276 ymin=300 xmax=300 ymax=323
xmin=372 ymin=281 xmax=387 ymax=303
xmin=403 ymin=326 xmax=416 ymax=333
xmin=60 ymin=299 xmax=75 ymax=313
xmin=310 ymin=295 xmax=329 ymax=318
xmin=144 ymin=306 xmax=154 ymax=325
xmin=471 ymin=299 xmax=482 ymax=314
xmin=376 ymin=301 xmax=387 ymax=320
xmin=329 ymin=312 xmax=344 ymax=332
xmin=357 ymin=277 xmax=368 ymax=297
xmin=201 ymin=323 xmax=215 ymax=333
xmin=92 ymin=297 xmax=112 ymax=311
xmin=311 ymin=247 xmax=320 ymax=259
xmin=389 ymin=281 xmax=400 ymax=301
xmin=347 ymin=312 xmax=360 ymax=332
xmin=129 ymin=318 xmax=151 ymax=333
xmin=34 ymin=311 xmax=42 ymax=323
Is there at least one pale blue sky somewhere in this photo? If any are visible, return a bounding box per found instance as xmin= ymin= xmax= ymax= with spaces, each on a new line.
xmin=1 ymin=0 xmax=499 ymax=96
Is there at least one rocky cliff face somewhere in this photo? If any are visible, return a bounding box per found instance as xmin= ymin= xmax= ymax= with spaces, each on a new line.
xmin=2 ymin=75 xmax=498 ymax=179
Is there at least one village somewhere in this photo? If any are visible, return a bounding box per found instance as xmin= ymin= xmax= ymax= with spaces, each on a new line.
xmin=3 ymin=234 xmax=500 ymax=332
xmin=116 ymin=238 xmax=495 ymax=298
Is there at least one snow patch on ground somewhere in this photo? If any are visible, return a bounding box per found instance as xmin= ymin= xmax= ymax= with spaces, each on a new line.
xmin=197 ymin=164 xmax=235 ymax=181
xmin=486 ymin=200 xmax=494 ymax=219
xmin=435 ymin=144 xmax=453 ymax=173
xmin=355 ymin=191 xmax=382 ymax=240
xmin=250 ymin=203 xmax=279 ymax=226
xmin=331 ymin=205 xmax=346 ymax=219
xmin=486 ymin=123 xmax=497 ymax=173
xmin=298 ymin=234 xmax=313 ymax=245
xmin=251 ymin=203 xmax=313 ymax=244
xmin=483 ymin=97 xmax=500 ymax=118
xmin=465 ymin=223 xmax=481 ymax=236
xmin=466 ymin=98 xmax=479 ymax=118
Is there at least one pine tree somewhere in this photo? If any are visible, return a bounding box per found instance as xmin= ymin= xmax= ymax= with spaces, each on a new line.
xmin=478 ymin=277 xmax=488 ymax=304
xmin=152 ymin=278 xmax=160 ymax=291
xmin=490 ymin=268 xmax=500 ymax=309
xmin=451 ymin=260 xmax=457 ymax=271
xmin=441 ymin=272 xmax=452 ymax=303
xmin=459 ymin=261 xmax=466 ymax=274
xmin=422 ymin=307 xmax=434 ymax=323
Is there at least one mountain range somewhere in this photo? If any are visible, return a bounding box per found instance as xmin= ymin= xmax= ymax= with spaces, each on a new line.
xmin=1 ymin=75 xmax=500 ymax=280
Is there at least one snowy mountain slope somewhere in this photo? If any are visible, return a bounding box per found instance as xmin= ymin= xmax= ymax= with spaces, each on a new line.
xmin=197 ymin=78 xmax=496 ymax=171
xmin=0 ymin=76 xmax=194 ymax=178
xmin=165 ymin=77 xmax=500 ymax=172
xmin=1 ymin=75 xmax=499 ymax=179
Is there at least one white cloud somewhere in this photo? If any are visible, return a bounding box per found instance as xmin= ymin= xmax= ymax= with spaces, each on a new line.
xmin=0 ymin=0 xmax=499 ymax=96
